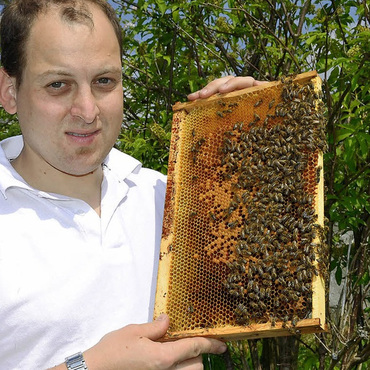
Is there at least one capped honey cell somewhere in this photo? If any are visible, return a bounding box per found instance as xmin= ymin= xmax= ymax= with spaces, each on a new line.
xmin=155 ymin=71 xmax=328 ymax=341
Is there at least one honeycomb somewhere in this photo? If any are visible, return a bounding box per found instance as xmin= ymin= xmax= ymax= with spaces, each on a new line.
xmin=155 ymin=71 xmax=328 ymax=340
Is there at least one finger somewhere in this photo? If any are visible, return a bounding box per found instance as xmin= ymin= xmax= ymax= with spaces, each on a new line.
xmin=187 ymin=76 xmax=235 ymax=100
xmin=135 ymin=313 xmax=170 ymax=341
xmin=188 ymin=76 xmax=267 ymax=100
xmin=217 ymin=76 xmax=267 ymax=94
xmin=163 ymin=337 xmax=227 ymax=364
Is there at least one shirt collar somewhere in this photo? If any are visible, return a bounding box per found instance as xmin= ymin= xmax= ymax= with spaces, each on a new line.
xmin=103 ymin=146 xmax=142 ymax=181
xmin=0 ymin=135 xmax=143 ymax=199
xmin=0 ymin=136 xmax=32 ymax=198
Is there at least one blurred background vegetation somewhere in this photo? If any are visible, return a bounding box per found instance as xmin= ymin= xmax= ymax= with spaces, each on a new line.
xmin=0 ymin=0 xmax=369 ymax=368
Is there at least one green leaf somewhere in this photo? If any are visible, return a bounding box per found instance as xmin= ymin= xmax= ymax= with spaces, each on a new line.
xmin=172 ymin=8 xmax=180 ymax=22
xmin=330 ymin=259 xmax=338 ymax=271
xmin=156 ymin=0 xmax=167 ymax=15
xmin=335 ymin=266 xmax=343 ymax=286
xmin=356 ymin=133 xmax=370 ymax=158
xmin=335 ymin=128 xmax=354 ymax=143
xmin=305 ymin=35 xmax=317 ymax=45
xmin=188 ymin=81 xmax=194 ymax=93
xmin=358 ymin=271 xmax=370 ymax=285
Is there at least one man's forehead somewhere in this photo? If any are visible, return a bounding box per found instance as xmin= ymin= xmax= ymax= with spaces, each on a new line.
xmin=32 ymin=3 xmax=95 ymax=28
xmin=22 ymin=4 xmax=121 ymax=76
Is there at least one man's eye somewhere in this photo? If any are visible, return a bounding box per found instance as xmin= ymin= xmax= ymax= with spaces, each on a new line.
xmin=49 ymin=81 xmax=65 ymax=89
xmin=98 ymin=77 xmax=110 ymax=84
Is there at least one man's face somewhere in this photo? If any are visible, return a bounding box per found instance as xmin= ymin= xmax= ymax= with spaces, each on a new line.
xmin=13 ymin=4 xmax=123 ymax=176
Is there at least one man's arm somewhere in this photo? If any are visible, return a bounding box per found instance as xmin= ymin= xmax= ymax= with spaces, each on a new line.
xmin=49 ymin=314 xmax=226 ymax=370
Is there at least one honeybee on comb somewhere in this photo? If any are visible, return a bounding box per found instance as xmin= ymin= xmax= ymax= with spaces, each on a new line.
xmin=155 ymin=71 xmax=328 ymax=341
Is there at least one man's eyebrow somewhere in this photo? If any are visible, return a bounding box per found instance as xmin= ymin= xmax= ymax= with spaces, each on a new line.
xmin=96 ymin=67 xmax=123 ymax=76
xmin=37 ymin=67 xmax=122 ymax=80
xmin=37 ymin=70 xmax=73 ymax=80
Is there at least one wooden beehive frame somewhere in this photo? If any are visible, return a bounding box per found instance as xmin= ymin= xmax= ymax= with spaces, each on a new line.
xmin=155 ymin=71 xmax=327 ymax=340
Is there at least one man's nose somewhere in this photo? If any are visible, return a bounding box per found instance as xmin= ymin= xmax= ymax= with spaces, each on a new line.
xmin=70 ymin=87 xmax=100 ymax=123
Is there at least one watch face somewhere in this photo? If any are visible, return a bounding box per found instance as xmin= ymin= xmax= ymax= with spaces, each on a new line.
xmin=66 ymin=352 xmax=87 ymax=369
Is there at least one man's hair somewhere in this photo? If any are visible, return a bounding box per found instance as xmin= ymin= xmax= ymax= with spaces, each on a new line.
xmin=0 ymin=0 xmax=123 ymax=89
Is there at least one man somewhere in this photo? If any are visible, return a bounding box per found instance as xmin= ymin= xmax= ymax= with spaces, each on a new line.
xmin=0 ymin=0 xmax=263 ymax=368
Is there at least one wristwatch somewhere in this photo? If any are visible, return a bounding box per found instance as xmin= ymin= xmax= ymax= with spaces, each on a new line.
xmin=65 ymin=352 xmax=88 ymax=370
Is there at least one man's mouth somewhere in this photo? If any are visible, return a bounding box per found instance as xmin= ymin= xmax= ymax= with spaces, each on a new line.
xmin=66 ymin=130 xmax=99 ymax=137
xmin=68 ymin=132 xmax=91 ymax=137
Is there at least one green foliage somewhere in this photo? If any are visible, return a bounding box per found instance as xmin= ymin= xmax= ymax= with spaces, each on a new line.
xmin=113 ymin=0 xmax=323 ymax=173
xmin=203 ymin=353 xmax=228 ymax=370
xmin=0 ymin=111 xmax=20 ymax=140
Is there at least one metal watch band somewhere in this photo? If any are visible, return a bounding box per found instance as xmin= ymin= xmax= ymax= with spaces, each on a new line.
xmin=65 ymin=352 xmax=88 ymax=370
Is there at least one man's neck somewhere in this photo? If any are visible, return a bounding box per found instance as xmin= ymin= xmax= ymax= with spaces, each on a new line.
xmin=11 ymin=156 xmax=103 ymax=216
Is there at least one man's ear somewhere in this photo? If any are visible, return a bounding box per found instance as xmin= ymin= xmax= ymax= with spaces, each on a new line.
xmin=0 ymin=68 xmax=17 ymax=114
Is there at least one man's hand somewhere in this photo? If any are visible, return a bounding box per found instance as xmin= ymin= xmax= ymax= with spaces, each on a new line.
xmin=82 ymin=314 xmax=226 ymax=370
xmin=187 ymin=75 xmax=266 ymax=101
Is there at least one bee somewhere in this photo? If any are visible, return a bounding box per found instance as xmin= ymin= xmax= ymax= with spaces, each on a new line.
xmin=316 ymin=165 xmax=322 ymax=183
xmin=187 ymin=304 xmax=194 ymax=314
xmin=254 ymin=99 xmax=263 ymax=107
xmin=309 ymin=251 xmax=316 ymax=262
xmin=292 ymin=228 xmax=299 ymax=240
xmin=190 ymin=144 xmax=199 ymax=153
xmin=235 ymin=304 xmax=250 ymax=325
xmin=227 ymin=221 xmax=238 ymax=229
xmin=291 ymin=293 xmax=299 ymax=301
xmin=229 ymin=289 xmax=241 ymax=298
xmin=270 ymin=315 xmax=276 ymax=327
xmin=297 ymin=271 xmax=304 ymax=282
xmin=253 ymin=281 xmax=260 ymax=294
xmin=263 ymin=279 xmax=272 ymax=286
xmin=197 ymin=137 xmax=206 ymax=146
xmin=247 ymin=279 xmax=255 ymax=290
xmin=191 ymin=129 xmax=196 ymax=137
xmin=216 ymin=111 xmax=224 ymax=118
xmin=238 ymin=263 xmax=246 ymax=274
xmin=262 ymin=117 xmax=269 ymax=127
xmin=265 ymin=287 xmax=272 ymax=298
xmin=209 ymin=212 xmax=217 ymax=221
xmin=268 ymin=99 xmax=275 ymax=109
xmin=259 ymin=301 xmax=267 ymax=310
xmin=248 ymin=292 xmax=258 ymax=300
xmin=282 ymin=315 xmax=289 ymax=328
xmin=254 ymin=113 xmax=261 ymax=122
xmin=189 ymin=211 xmax=197 ymax=218
xmin=228 ymin=273 xmax=242 ymax=283
xmin=259 ymin=287 xmax=266 ymax=298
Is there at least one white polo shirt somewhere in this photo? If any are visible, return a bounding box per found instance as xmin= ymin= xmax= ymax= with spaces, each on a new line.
xmin=0 ymin=136 xmax=167 ymax=369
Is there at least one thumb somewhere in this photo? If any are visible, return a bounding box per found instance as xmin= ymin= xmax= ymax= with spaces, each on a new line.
xmin=144 ymin=313 xmax=170 ymax=341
